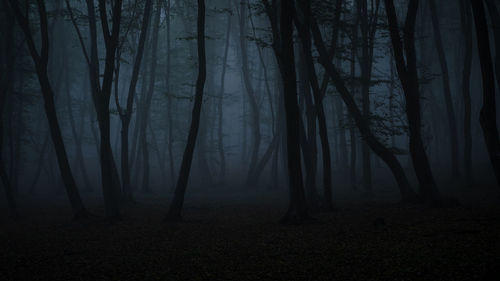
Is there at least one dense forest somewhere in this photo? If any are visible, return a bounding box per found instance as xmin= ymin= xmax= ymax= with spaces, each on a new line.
xmin=1 ymin=0 xmax=500 ymax=280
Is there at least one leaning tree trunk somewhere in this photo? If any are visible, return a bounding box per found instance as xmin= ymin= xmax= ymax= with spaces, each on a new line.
xmin=470 ymin=0 xmax=500 ymax=188
xmin=305 ymin=0 xmax=416 ymax=202
xmin=165 ymin=0 xmax=207 ymax=221
xmin=384 ymin=0 xmax=441 ymax=203
xmin=7 ymin=0 xmax=87 ymax=219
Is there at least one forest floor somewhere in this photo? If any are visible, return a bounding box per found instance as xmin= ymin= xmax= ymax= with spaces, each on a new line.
xmin=1 ymin=184 xmax=500 ymax=281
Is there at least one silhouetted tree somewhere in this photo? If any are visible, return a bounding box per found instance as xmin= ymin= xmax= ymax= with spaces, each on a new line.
xmin=0 ymin=4 xmax=18 ymax=217
xmin=470 ymin=0 xmax=500 ymax=188
xmin=165 ymin=0 xmax=207 ymax=221
xmin=293 ymin=2 xmax=334 ymax=210
xmin=139 ymin=0 xmax=162 ymax=193
xmin=428 ymin=0 xmax=459 ymax=180
xmin=218 ymin=1 xmax=232 ymax=182
xmin=7 ymin=0 xmax=87 ymax=219
xmin=238 ymin=0 xmax=261 ymax=183
xmin=384 ymin=0 xmax=441 ymax=203
xmin=114 ymin=0 xmax=153 ymax=202
xmin=460 ymin=0 xmax=474 ymax=186
xmin=263 ymin=0 xmax=309 ymax=222
xmin=306 ymin=0 xmax=417 ymax=202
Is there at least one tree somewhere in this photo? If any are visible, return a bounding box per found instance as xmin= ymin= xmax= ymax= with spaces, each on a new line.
xmin=139 ymin=0 xmax=162 ymax=193
xmin=238 ymin=0 xmax=261 ymax=183
xmin=7 ymin=0 xmax=87 ymax=219
xmin=165 ymin=0 xmax=207 ymax=221
xmin=428 ymin=0 xmax=459 ymax=180
xmin=460 ymin=0 xmax=474 ymax=186
xmin=67 ymin=0 xmax=124 ymax=218
xmin=484 ymin=0 xmax=500 ymax=92
xmin=244 ymin=2 xmax=281 ymax=186
xmin=0 ymin=4 xmax=18 ymax=217
xmin=165 ymin=0 xmax=175 ymax=189
xmin=384 ymin=0 xmax=441 ymax=203
xmin=218 ymin=0 xmax=232 ymax=182
xmin=114 ymin=0 xmax=153 ymax=202
xmin=293 ymin=2 xmax=334 ymax=210
xmin=305 ymin=0 xmax=416 ymax=202
xmin=470 ymin=0 xmax=500 ymax=188
xmin=263 ymin=0 xmax=309 ymax=222
xmin=356 ymin=0 xmax=381 ymax=195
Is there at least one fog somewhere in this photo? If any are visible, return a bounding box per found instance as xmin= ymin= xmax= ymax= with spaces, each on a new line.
xmin=1 ymin=0 xmax=500 ymax=279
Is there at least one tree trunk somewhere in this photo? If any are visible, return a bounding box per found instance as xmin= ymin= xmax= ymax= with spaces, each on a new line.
xmin=384 ymin=0 xmax=441 ymax=203
xmin=165 ymin=0 xmax=206 ymax=221
xmin=238 ymin=0 xmax=261 ymax=180
xmin=218 ymin=4 xmax=231 ymax=181
xmin=460 ymin=0 xmax=474 ymax=186
xmin=293 ymin=7 xmax=334 ymax=210
xmin=349 ymin=15 xmax=358 ymax=191
xmin=297 ymin=45 xmax=320 ymax=206
xmin=81 ymin=0 xmax=123 ymax=218
xmin=470 ymin=0 xmax=500 ymax=188
xmin=0 ymin=5 xmax=18 ymax=217
xmin=428 ymin=0 xmax=460 ymax=180
xmin=8 ymin=0 xmax=87 ymax=219
xmin=357 ymin=0 xmax=375 ymax=196
xmin=116 ymin=0 xmax=152 ymax=201
xmin=139 ymin=0 xmax=161 ymax=193
xmin=484 ymin=0 xmax=500 ymax=93
xmin=28 ymin=134 xmax=49 ymax=194
xmin=306 ymin=0 xmax=416 ymax=202
xmin=165 ymin=0 xmax=175 ymax=190
xmin=245 ymin=3 xmax=278 ymax=186
xmin=263 ymin=0 xmax=309 ymax=222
